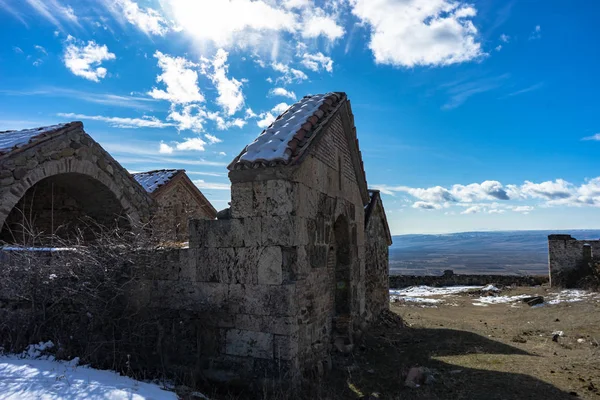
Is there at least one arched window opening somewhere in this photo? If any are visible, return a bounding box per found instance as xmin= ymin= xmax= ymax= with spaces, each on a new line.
xmin=1 ymin=173 xmax=130 ymax=246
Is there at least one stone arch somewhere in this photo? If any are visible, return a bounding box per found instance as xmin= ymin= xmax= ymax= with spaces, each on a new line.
xmin=0 ymin=126 xmax=154 ymax=244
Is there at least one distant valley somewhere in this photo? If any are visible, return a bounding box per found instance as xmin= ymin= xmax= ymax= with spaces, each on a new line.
xmin=389 ymin=230 xmax=600 ymax=276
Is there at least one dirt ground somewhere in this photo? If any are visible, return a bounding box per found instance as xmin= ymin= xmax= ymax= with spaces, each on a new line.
xmin=193 ymin=286 xmax=600 ymax=400
xmin=321 ymin=286 xmax=600 ymax=400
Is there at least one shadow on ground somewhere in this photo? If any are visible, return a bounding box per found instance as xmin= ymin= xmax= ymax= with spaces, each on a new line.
xmin=323 ymin=313 xmax=576 ymax=400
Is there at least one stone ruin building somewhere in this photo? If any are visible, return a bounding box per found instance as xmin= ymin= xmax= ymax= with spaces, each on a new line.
xmin=133 ymin=169 xmax=217 ymax=241
xmin=0 ymin=122 xmax=214 ymax=244
xmin=0 ymin=92 xmax=392 ymax=384
xmin=548 ymin=234 xmax=600 ymax=287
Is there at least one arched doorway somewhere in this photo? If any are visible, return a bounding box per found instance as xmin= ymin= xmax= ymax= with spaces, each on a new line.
xmin=0 ymin=173 xmax=130 ymax=245
xmin=332 ymin=215 xmax=352 ymax=344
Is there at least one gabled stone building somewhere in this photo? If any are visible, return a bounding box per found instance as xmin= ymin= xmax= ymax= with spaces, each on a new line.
xmin=133 ymin=169 xmax=217 ymax=242
xmin=177 ymin=92 xmax=392 ymax=381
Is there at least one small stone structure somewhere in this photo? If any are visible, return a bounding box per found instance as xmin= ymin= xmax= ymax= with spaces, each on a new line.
xmin=548 ymin=234 xmax=600 ymax=287
xmin=133 ymin=169 xmax=217 ymax=241
xmin=0 ymin=122 xmax=153 ymax=243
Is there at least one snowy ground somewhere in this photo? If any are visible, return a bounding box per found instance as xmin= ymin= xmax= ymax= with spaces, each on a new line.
xmin=390 ymin=285 xmax=600 ymax=308
xmin=0 ymin=342 xmax=177 ymax=400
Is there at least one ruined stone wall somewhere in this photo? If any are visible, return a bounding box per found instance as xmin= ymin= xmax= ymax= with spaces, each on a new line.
xmin=365 ymin=204 xmax=390 ymax=322
xmin=153 ymin=180 xmax=214 ymax=242
xmin=548 ymin=234 xmax=600 ymax=287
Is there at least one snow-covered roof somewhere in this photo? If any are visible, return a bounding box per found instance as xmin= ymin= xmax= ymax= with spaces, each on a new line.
xmin=132 ymin=169 xmax=181 ymax=193
xmin=0 ymin=124 xmax=69 ymax=156
xmin=229 ymin=93 xmax=343 ymax=170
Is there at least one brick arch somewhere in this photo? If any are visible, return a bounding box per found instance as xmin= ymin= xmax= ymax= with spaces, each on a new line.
xmin=0 ymin=122 xmax=154 ymax=242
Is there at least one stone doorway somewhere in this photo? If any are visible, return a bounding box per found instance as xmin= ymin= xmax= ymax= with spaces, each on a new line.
xmin=332 ymin=215 xmax=352 ymax=344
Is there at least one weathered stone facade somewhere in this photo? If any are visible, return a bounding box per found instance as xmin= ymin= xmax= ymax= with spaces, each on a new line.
xmin=133 ymin=170 xmax=217 ymax=242
xmin=138 ymin=93 xmax=392 ymax=382
xmin=548 ymin=234 xmax=600 ymax=287
xmin=0 ymin=122 xmax=153 ymax=243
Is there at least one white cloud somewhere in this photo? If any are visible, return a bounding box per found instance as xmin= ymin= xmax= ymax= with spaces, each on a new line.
xmin=201 ymin=49 xmax=244 ymax=116
xmin=301 ymin=13 xmax=344 ymax=41
xmin=271 ymin=62 xmax=308 ymax=84
xmin=159 ymin=142 xmax=174 ymax=154
xmin=412 ymin=201 xmax=442 ymax=210
xmin=500 ymin=34 xmax=510 ymax=43
xmin=488 ymin=209 xmax=505 ymax=214
xmin=193 ymin=179 xmax=231 ymax=190
xmin=167 ymin=104 xmax=206 ymax=132
xmin=58 ymin=112 xmax=173 ymax=129
xmin=113 ymin=0 xmax=170 ymax=36
xmin=271 ymin=102 xmax=290 ymax=114
xmin=148 ymin=51 xmax=205 ymax=104
xmin=176 ymin=137 xmax=206 ymax=151
xmin=34 ymin=45 xmax=47 ymax=55
xmin=164 ymin=0 xmax=297 ymax=48
xmin=205 ymin=133 xmax=222 ymax=144
xmin=301 ymin=52 xmax=333 ymax=72
xmin=461 ymin=206 xmax=481 ymax=215
xmin=163 ymin=0 xmax=343 ymax=54
xmin=582 ymin=133 xmax=600 ymax=141
xmin=62 ymin=36 xmax=116 ymax=82
xmin=269 ymin=87 xmax=297 ymax=100
xmin=521 ymin=179 xmax=573 ymax=200
xmin=12 ymin=46 xmax=23 ymax=54
xmin=257 ymin=111 xmax=276 ymax=128
xmin=529 ymin=25 xmax=542 ymax=40
xmin=495 ymin=45 xmax=502 ymax=52
xmin=350 ymin=0 xmax=484 ymax=67
xmin=513 ymin=206 xmax=534 ymax=213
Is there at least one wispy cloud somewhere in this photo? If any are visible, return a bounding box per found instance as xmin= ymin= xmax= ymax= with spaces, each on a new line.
xmin=529 ymin=25 xmax=542 ymax=40
xmin=442 ymin=74 xmax=510 ymax=110
xmin=0 ymin=88 xmax=157 ymax=110
xmin=57 ymin=112 xmax=173 ymax=129
xmin=582 ymin=133 xmax=600 ymax=141
xmin=500 ymin=82 xmax=544 ymax=99
xmin=192 ymin=180 xmax=231 ymax=191
xmin=24 ymin=0 xmax=80 ymax=30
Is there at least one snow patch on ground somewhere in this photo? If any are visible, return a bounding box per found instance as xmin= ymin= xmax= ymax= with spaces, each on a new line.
xmin=390 ymin=285 xmax=481 ymax=305
xmin=547 ymin=289 xmax=600 ymax=304
xmin=0 ymin=343 xmax=177 ymax=400
xmin=473 ymin=294 xmax=531 ymax=305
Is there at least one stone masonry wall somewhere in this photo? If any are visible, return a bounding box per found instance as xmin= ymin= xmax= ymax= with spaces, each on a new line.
xmin=153 ymin=180 xmax=214 ymax=242
xmin=548 ymin=234 xmax=600 ymax=287
xmin=365 ymin=203 xmax=390 ymax=322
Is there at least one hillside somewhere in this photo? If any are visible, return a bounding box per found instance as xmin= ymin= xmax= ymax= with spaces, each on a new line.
xmin=390 ymin=230 xmax=600 ymax=276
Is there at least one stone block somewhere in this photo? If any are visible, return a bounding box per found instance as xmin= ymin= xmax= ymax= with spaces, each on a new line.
xmin=234 ymin=314 xmax=298 ymax=335
xmin=196 ymin=247 xmax=233 ymax=282
xmin=243 ymin=217 xmax=261 ymax=247
xmin=230 ymin=182 xmax=253 ymax=218
xmin=273 ymin=334 xmax=299 ymax=361
xmin=207 ymin=219 xmax=245 ymax=247
xmin=257 ymin=246 xmax=283 ymax=285
xmin=221 ymin=247 xmax=260 ymax=284
xmin=252 ymin=181 xmax=267 ymax=216
xmin=225 ymin=329 xmax=274 ymax=359
xmin=261 ymin=215 xmax=307 ymax=246
xmin=229 ymin=284 xmax=296 ymax=317
xmin=295 ymin=183 xmax=319 ymax=218
xmin=266 ymin=180 xmax=294 ymax=215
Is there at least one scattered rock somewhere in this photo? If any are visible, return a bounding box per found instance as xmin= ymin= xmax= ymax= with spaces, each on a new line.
xmin=404 ymin=367 xmax=425 ymax=388
xmin=577 ymin=338 xmax=586 ymax=344
xmin=512 ymin=335 xmax=527 ymax=343
xmin=552 ymin=330 xmax=564 ymax=342
xmin=522 ymin=296 xmax=544 ymax=306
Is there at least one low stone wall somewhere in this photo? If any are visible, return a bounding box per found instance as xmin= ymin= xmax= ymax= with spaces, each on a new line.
xmin=389 ymin=273 xmax=548 ymax=289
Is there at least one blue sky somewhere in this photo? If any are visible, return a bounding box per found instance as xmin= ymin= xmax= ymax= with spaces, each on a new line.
xmin=1 ymin=0 xmax=599 ymax=234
